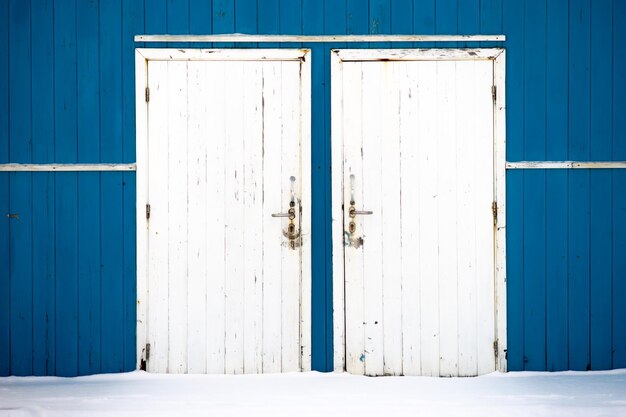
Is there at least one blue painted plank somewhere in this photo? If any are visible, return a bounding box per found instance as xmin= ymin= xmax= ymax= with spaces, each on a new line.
xmin=413 ymin=0 xmax=435 ymax=47
xmin=8 ymin=0 xmax=33 ymax=377
xmin=458 ymin=0 xmax=479 ymax=47
xmin=0 ymin=0 xmax=8 ymax=377
xmin=503 ymin=0 xmax=524 ymax=371
xmin=589 ymin=0 xmax=613 ymax=371
xmin=145 ymin=0 xmax=167 ymax=48
xmin=391 ymin=0 xmax=412 ymax=48
xmin=480 ymin=0 xmax=503 ymax=48
xmin=568 ymin=0 xmax=591 ymax=371
xmin=258 ymin=0 xmax=279 ymax=48
xmin=100 ymin=0 xmax=125 ymax=373
xmin=302 ymin=0 xmax=327 ymax=372
xmin=122 ymin=174 xmax=137 ymax=371
xmin=77 ymin=0 xmax=101 ymax=376
xmin=545 ymin=0 xmax=568 ymax=372
xmin=167 ymin=0 xmax=189 ymax=48
xmin=213 ymin=0 xmax=234 ymax=47
xmin=435 ymin=0 xmax=457 ymax=46
xmin=522 ymin=0 xmax=546 ymax=371
xmin=189 ymin=0 xmax=212 ymax=48
xmin=54 ymin=0 xmax=79 ymax=377
xmin=235 ymin=0 xmax=257 ymax=47
xmin=279 ymin=0 xmax=302 ymax=47
xmin=31 ymin=0 xmax=56 ymax=376
xmin=122 ymin=0 xmax=144 ymax=372
xmin=370 ymin=0 xmax=390 ymax=48
xmin=325 ymin=0 xmax=347 ymax=372
xmin=613 ymin=0 xmax=626 ymax=369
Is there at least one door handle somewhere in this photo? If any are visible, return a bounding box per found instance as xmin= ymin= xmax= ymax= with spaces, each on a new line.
xmin=349 ymin=207 xmax=373 ymax=217
xmin=272 ymin=208 xmax=296 ymax=220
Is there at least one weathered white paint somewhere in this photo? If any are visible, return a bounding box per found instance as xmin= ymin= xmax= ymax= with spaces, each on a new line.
xmin=135 ymin=49 xmax=311 ymax=374
xmin=0 ymin=163 xmax=136 ymax=171
xmin=135 ymin=34 xmax=506 ymax=43
xmin=505 ymin=161 xmax=626 ymax=169
xmin=331 ymin=49 xmax=507 ymax=376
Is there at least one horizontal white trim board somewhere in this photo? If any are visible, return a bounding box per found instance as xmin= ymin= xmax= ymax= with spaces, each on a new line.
xmin=135 ymin=34 xmax=506 ymax=43
xmin=0 ymin=163 xmax=137 ymax=172
xmin=506 ymin=161 xmax=626 ymax=169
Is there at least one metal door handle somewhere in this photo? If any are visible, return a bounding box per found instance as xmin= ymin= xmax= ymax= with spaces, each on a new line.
xmin=272 ymin=208 xmax=296 ymax=220
xmin=349 ymin=207 xmax=373 ymax=218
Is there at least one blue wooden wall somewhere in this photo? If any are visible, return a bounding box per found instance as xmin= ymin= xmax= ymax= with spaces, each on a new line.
xmin=0 ymin=0 xmax=624 ymax=376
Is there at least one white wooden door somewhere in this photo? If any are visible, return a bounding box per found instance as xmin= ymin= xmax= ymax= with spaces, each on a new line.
xmin=136 ymin=49 xmax=311 ymax=374
xmin=331 ymin=49 xmax=507 ymax=376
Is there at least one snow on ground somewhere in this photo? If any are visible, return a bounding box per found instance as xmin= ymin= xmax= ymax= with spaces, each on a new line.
xmin=1 ymin=370 xmax=625 ymax=417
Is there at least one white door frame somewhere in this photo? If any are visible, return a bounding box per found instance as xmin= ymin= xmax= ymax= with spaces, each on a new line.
xmin=330 ymin=48 xmax=507 ymax=373
xmin=135 ymin=48 xmax=312 ymax=371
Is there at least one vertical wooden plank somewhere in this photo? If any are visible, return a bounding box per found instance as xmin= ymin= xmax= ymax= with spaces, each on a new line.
xmin=258 ymin=0 xmax=279 ymax=47
xmin=167 ymin=61 xmax=189 ymax=374
xmin=262 ymin=61 xmax=283 ymax=373
xmin=77 ymin=0 xmax=101 ymax=376
xmin=458 ymin=0 xmax=480 ymax=47
xmin=503 ymin=0 xmax=524 ymax=371
xmin=399 ymin=62 xmax=421 ymax=375
xmin=212 ymin=0 xmax=234 ymax=48
xmin=54 ymin=0 xmax=78 ymax=377
xmin=100 ymin=0 xmax=124 ymax=374
xmin=435 ymin=0 xmax=457 ymax=47
xmin=523 ymin=0 xmax=547 ymax=371
xmin=417 ymin=61 xmax=439 ymax=377
xmin=455 ymin=61 xmax=478 ymax=377
xmin=31 ymin=0 xmax=56 ymax=376
xmin=0 ymin=0 xmax=9 ymax=377
xmin=302 ymin=0 xmax=327 ymax=371
xmin=589 ymin=0 xmax=613 ymax=371
xmin=613 ymin=0 xmax=626 ymax=369
xmin=342 ymin=62 xmax=365 ymax=375
xmin=341 ymin=0 xmax=369 ymax=373
xmin=436 ymin=61 xmax=458 ymax=377
xmin=381 ymin=62 xmax=402 ymax=375
xmin=223 ymin=61 xmax=245 ymax=374
xmin=475 ymin=60 xmax=497 ymax=375
xmin=235 ymin=0 xmax=257 ymax=48
xmin=361 ymin=62 xmax=384 ymax=376
xmin=280 ymin=61 xmax=302 ymax=372
xmin=242 ymin=62 xmax=263 ymax=374
xmin=413 ymin=0 xmax=435 ymax=48
xmin=166 ymin=0 xmax=189 ymax=49
xmin=146 ymin=60 xmax=170 ymax=373
xmin=145 ymin=0 xmax=166 ymax=49
xmin=391 ymin=0 xmax=412 ymax=48
xmin=299 ymin=51 xmax=313 ymax=372
xmin=8 ymin=0 xmax=32 ymax=376
xmin=122 ymin=0 xmax=143 ymax=373
xmin=205 ymin=61 xmax=226 ymax=374
xmin=186 ymin=62 xmax=208 ymax=374
xmin=324 ymin=0 xmax=346 ymax=374
xmin=189 ymin=0 xmax=212 ymax=48
xmin=480 ymin=0 xmax=503 ymax=48
xmin=568 ymin=0 xmax=591 ymax=371
xmin=545 ymin=0 xmax=569 ymax=372
xmin=370 ymin=0 xmax=390 ymax=37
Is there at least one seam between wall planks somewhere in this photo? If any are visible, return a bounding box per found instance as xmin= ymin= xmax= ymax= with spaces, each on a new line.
xmin=0 ymin=164 xmax=136 ymax=172
xmin=134 ymin=34 xmax=506 ymax=43
xmin=506 ymin=161 xmax=626 ymax=169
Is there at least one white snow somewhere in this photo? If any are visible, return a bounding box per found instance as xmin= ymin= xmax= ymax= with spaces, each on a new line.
xmin=1 ymin=370 xmax=625 ymax=417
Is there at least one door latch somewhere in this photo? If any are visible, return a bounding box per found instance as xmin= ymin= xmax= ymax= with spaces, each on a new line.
xmin=272 ymin=176 xmax=300 ymax=249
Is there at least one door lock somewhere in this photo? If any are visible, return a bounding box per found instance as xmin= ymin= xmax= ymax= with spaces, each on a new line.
xmin=272 ymin=176 xmax=300 ymax=250
xmin=346 ymin=174 xmax=373 ymax=238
